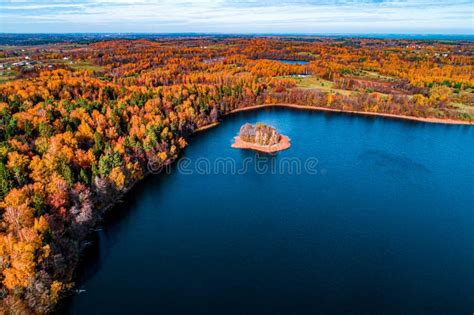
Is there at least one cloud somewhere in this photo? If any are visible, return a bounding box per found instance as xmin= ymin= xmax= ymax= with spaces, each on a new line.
xmin=0 ymin=0 xmax=472 ymax=33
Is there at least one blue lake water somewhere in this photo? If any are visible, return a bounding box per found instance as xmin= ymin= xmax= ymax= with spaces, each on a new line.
xmin=58 ymin=108 xmax=474 ymax=314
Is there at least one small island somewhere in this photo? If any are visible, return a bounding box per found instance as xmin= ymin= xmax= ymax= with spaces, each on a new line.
xmin=232 ymin=122 xmax=291 ymax=153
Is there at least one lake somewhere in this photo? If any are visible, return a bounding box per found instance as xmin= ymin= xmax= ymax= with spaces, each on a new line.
xmin=57 ymin=108 xmax=474 ymax=314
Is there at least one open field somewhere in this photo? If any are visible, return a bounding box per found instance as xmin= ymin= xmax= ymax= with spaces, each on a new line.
xmin=290 ymin=75 xmax=355 ymax=96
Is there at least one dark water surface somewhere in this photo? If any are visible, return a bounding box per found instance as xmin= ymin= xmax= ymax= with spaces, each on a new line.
xmin=58 ymin=108 xmax=474 ymax=314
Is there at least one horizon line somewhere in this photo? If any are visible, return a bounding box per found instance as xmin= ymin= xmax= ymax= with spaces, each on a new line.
xmin=1 ymin=32 xmax=473 ymax=38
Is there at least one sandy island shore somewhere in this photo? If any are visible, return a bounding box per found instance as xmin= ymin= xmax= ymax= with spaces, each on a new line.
xmin=232 ymin=135 xmax=291 ymax=153
xmin=229 ymin=104 xmax=474 ymax=125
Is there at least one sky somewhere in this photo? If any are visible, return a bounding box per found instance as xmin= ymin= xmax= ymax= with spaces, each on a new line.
xmin=0 ymin=0 xmax=473 ymax=34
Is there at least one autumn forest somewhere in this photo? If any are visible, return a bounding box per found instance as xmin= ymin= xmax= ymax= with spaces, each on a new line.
xmin=0 ymin=35 xmax=473 ymax=313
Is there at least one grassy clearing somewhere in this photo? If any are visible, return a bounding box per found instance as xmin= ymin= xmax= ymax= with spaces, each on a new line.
xmin=0 ymin=70 xmax=17 ymax=83
xmin=46 ymin=59 xmax=105 ymax=72
xmin=293 ymin=75 xmax=353 ymax=96
xmin=283 ymin=75 xmax=393 ymax=98
xmin=69 ymin=61 xmax=105 ymax=72
xmin=296 ymin=76 xmax=333 ymax=88
xmin=0 ymin=75 xmax=16 ymax=83
xmin=359 ymin=70 xmax=395 ymax=81
xmin=206 ymin=44 xmax=230 ymax=50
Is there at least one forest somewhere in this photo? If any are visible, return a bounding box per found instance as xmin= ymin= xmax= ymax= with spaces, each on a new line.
xmin=0 ymin=36 xmax=473 ymax=313
xmin=239 ymin=123 xmax=281 ymax=146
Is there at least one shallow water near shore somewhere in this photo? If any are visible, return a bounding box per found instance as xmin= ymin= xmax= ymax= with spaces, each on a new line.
xmin=57 ymin=107 xmax=474 ymax=314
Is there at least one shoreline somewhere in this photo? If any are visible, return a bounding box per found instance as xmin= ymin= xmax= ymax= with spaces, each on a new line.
xmin=228 ymin=103 xmax=474 ymax=125
xmin=195 ymin=121 xmax=220 ymax=132
xmin=231 ymin=135 xmax=291 ymax=153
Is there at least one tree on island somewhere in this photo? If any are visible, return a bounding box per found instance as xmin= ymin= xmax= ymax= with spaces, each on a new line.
xmin=239 ymin=123 xmax=281 ymax=146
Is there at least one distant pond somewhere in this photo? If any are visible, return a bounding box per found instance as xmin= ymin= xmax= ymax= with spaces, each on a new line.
xmin=57 ymin=108 xmax=474 ymax=314
xmin=273 ymin=59 xmax=309 ymax=65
